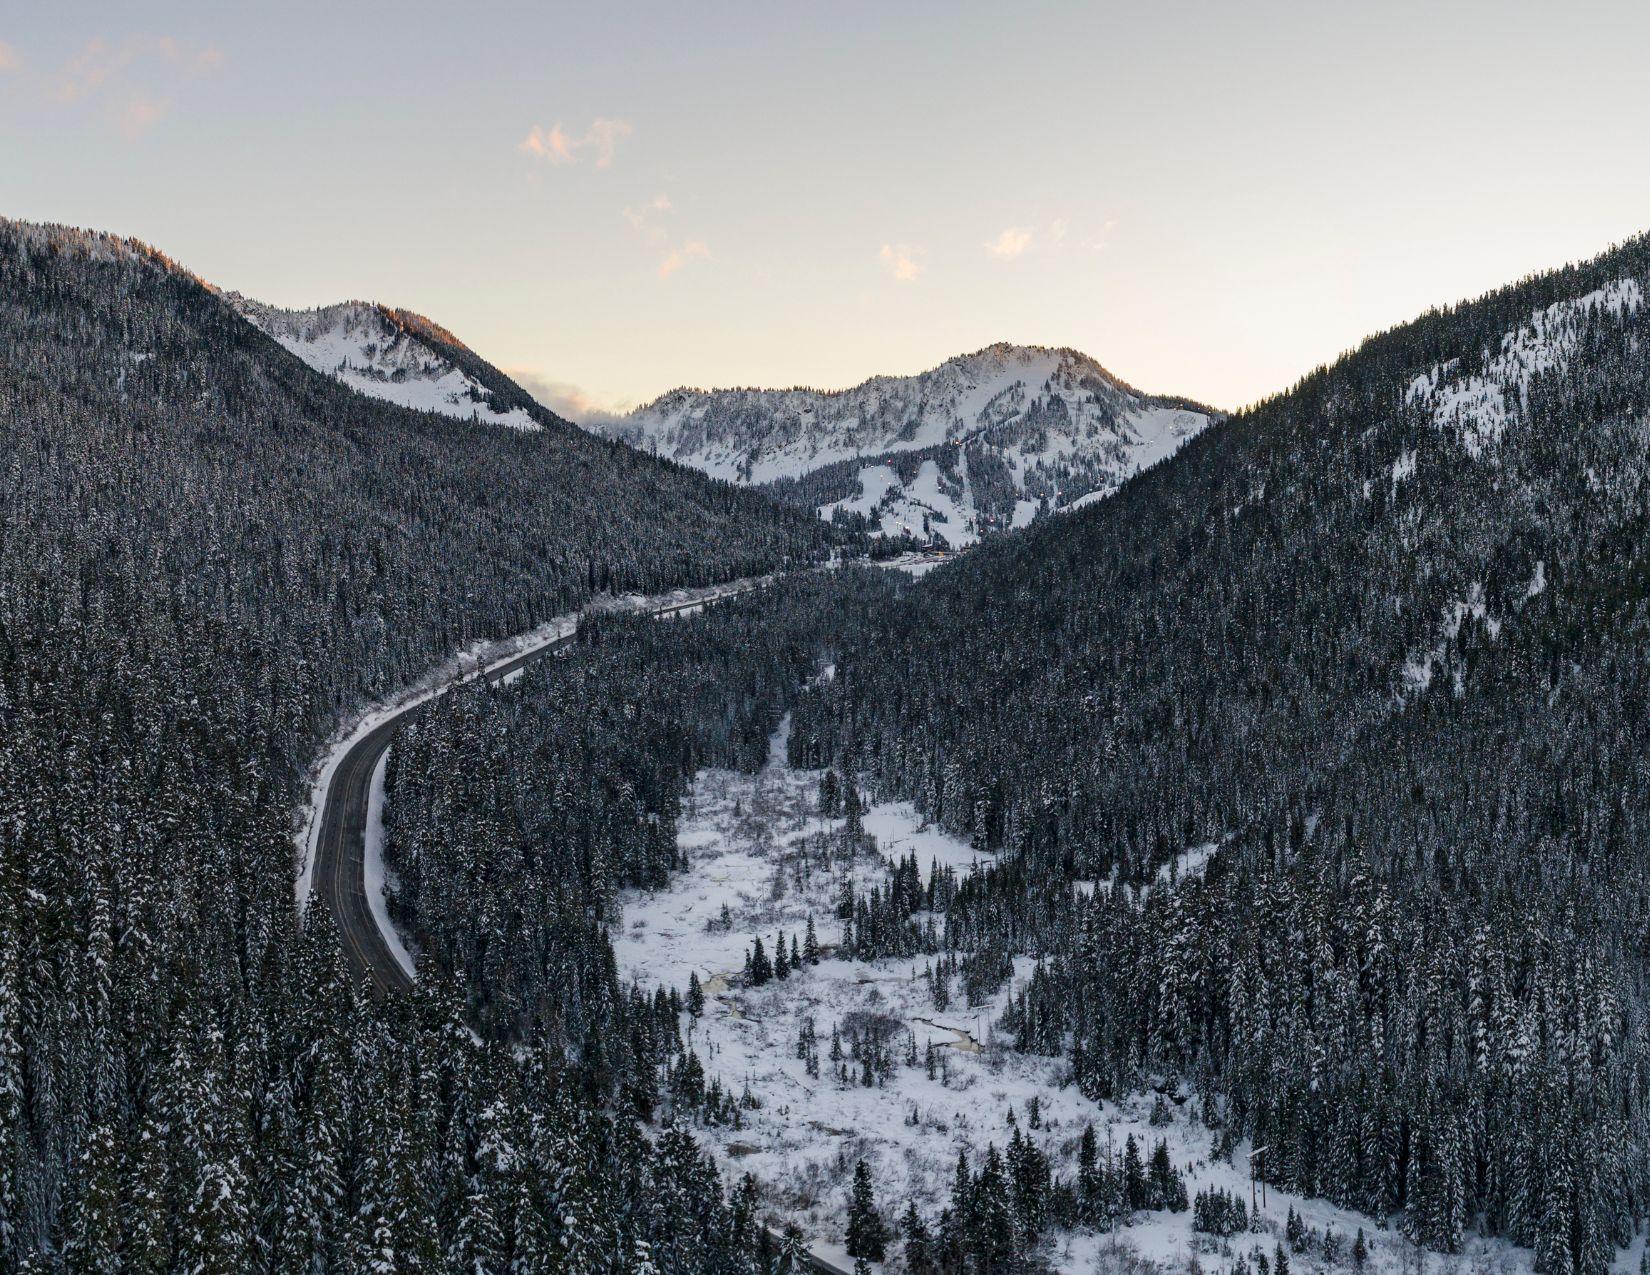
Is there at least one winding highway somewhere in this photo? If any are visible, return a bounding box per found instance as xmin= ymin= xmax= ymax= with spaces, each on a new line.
xmin=310 ymin=596 xmax=730 ymax=995
xmin=307 ymin=578 xmax=881 ymax=1275
xmin=308 ymin=631 xmax=576 ymax=994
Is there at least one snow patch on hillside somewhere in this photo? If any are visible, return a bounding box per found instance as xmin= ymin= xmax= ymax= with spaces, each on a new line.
xmin=821 ymin=464 xmax=958 ymax=543
xmin=1406 ymin=279 xmax=1643 ymax=458
xmin=1154 ymin=841 xmax=1221 ymax=890
xmin=1401 ymin=583 xmax=1500 ymax=698
xmin=231 ymin=297 xmax=541 ymax=431
xmin=819 ymin=459 xmax=983 ymax=549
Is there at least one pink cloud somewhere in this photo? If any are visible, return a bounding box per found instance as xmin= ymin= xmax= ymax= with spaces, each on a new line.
xmin=879 ymin=243 xmax=922 ymax=283
xmin=520 ymin=123 xmax=575 ymax=162
xmin=53 ymin=36 xmax=221 ymax=106
xmin=520 ymin=117 xmax=633 ymax=167
xmin=118 ymin=92 xmax=170 ymax=138
xmin=622 ymin=196 xmax=708 ymax=280
xmin=623 ymin=193 xmax=673 ymax=234
xmin=658 ymin=241 xmax=709 ymax=280
xmin=2 ymin=36 xmax=220 ymax=139
xmin=986 ymin=227 xmax=1032 ymax=259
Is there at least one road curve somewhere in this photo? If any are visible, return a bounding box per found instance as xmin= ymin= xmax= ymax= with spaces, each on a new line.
xmin=307 ymin=582 xmax=855 ymax=1274
xmin=310 ymin=595 xmax=739 ymax=996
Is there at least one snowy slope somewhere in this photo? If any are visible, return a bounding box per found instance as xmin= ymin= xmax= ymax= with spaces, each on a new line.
xmin=230 ymin=296 xmax=542 ymax=431
xmin=824 ymin=458 xmax=985 ymax=547
xmin=1404 ymin=278 xmax=1644 ymax=457
xmin=596 ymin=343 xmax=1218 ymax=547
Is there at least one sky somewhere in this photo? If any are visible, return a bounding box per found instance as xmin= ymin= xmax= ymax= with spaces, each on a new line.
xmin=4 ymin=1 xmax=1650 ymax=420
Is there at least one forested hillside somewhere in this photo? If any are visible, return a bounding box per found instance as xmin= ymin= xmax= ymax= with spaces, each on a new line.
xmin=13 ymin=203 xmax=1650 ymax=1274
xmin=0 ymin=218 xmax=835 ymax=1270
xmin=788 ymin=238 xmax=1650 ymax=1272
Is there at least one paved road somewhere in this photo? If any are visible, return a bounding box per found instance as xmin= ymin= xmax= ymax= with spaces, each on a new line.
xmin=311 ymin=595 xmax=740 ymax=996
xmin=307 ymin=583 xmax=856 ymax=1274
xmin=308 ymin=631 xmax=579 ymax=995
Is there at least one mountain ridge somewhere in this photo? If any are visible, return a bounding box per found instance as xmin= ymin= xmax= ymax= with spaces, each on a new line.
xmin=228 ymin=295 xmax=565 ymax=433
xmin=628 ymin=340 xmax=1220 ymax=415
xmin=1 ymin=216 xmax=584 ymax=437
xmin=595 ymin=341 xmax=1221 ymax=546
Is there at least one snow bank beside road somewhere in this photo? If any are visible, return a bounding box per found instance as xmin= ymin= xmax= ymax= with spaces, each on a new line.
xmin=362 ymin=746 xmax=416 ymax=979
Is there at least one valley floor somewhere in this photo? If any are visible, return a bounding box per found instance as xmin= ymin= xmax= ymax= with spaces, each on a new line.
xmin=611 ymin=721 xmax=1602 ymax=1275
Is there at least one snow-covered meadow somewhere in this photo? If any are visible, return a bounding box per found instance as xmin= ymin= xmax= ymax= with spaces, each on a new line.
xmin=613 ymin=722 xmax=1571 ymax=1274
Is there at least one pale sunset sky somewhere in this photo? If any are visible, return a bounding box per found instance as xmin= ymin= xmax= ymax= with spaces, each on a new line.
xmin=4 ymin=0 xmax=1648 ymax=420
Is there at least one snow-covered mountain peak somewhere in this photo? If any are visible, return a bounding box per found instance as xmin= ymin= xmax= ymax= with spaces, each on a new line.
xmin=229 ymin=296 xmax=542 ymax=432
xmin=638 ymin=343 xmax=1117 ymax=419
xmin=599 ymin=342 xmax=1218 ymax=546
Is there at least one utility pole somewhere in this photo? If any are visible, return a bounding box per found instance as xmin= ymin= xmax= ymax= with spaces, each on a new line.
xmin=1251 ymin=1145 xmax=1268 ymax=1218
xmin=1108 ymin=1126 xmax=1117 ymax=1255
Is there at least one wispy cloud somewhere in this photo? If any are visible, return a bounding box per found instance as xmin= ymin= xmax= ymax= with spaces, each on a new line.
xmin=623 ymin=192 xmax=672 ymax=230
xmin=879 ymin=243 xmax=922 ymax=283
xmin=508 ymin=369 xmax=630 ymax=427
xmin=2 ymin=36 xmax=220 ymax=137
xmin=520 ymin=117 xmax=632 ymax=168
xmin=986 ymin=227 xmax=1033 ymax=259
xmin=54 ymin=36 xmax=220 ymax=106
xmin=658 ymin=241 xmax=710 ymax=280
xmin=118 ymin=92 xmax=169 ymax=138
xmin=520 ymin=123 xmax=575 ymax=162
xmin=625 ymin=195 xmax=709 ymax=281
xmin=985 ymin=217 xmax=1108 ymax=258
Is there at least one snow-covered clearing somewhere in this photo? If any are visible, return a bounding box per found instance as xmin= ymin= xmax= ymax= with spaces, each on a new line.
xmin=820 ymin=460 xmax=980 ymax=548
xmin=1400 ymin=582 xmax=1501 ymax=699
xmin=876 ymin=550 xmax=953 ymax=579
xmin=1153 ymin=840 xmax=1221 ymax=890
xmin=823 ymin=465 xmax=902 ymax=525
xmin=613 ymin=722 xmax=1547 ymax=1273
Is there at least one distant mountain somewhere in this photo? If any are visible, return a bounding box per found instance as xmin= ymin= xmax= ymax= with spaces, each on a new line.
xmin=229 ymin=296 xmax=552 ymax=432
xmin=594 ymin=343 xmax=1218 ymax=546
